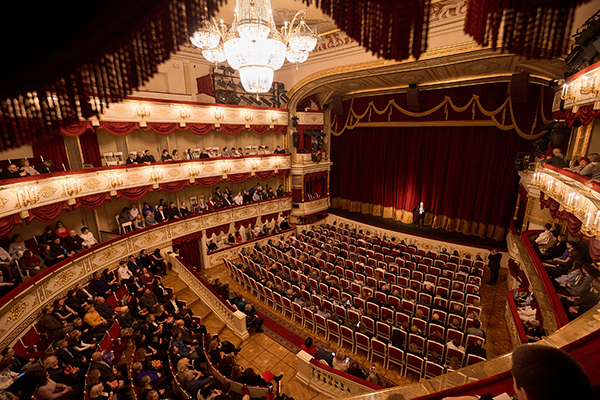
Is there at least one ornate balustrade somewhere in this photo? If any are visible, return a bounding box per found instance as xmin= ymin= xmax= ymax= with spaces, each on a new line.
xmin=167 ymin=254 xmax=249 ymax=339
xmin=0 ymin=195 xmax=292 ymax=350
xmin=0 ymin=154 xmax=291 ymax=220
xmin=295 ymin=350 xmax=382 ymax=397
xmin=291 ymin=196 xmax=330 ymax=217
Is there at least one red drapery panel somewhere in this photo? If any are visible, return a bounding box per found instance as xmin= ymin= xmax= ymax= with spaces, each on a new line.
xmin=0 ymin=214 xmax=23 ymax=237
xmin=206 ymin=224 xmax=229 ymax=238
xmin=195 ymin=176 xmax=224 ymax=187
xmin=117 ymin=185 xmax=154 ymax=200
xmin=32 ymin=135 xmax=70 ymax=171
xmin=261 ymin=212 xmax=279 ymax=223
xmin=277 ymin=169 xmax=290 ymax=178
xmin=331 ymin=125 xmax=527 ymax=241
xmin=73 ymin=193 xmax=111 ymax=210
xmin=281 ymin=210 xmax=290 ymax=217
xmin=255 ymin=170 xmax=275 ymax=180
xmin=159 ymin=180 xmax=190 ymax=193
xmin=553 ymin=104 xmax=600 ymax=128
xmin=226 ymin=173 xmax=251 ymax=184
xmin=99 ymin=122 xmax=139 ymax=136
xmin=305 ymin=171 xmax=328 ymax=181
xmin=60 ymin=121 xmax=93 ymax=136
xmin=79 ymin=129 xmax=103 ymax=167
xmin=539 ymin=194 xmax=583 ymax=237
xmin=234 ymin=217 xmax=257 ymax=230
xmin=188 ymin=123 xmax=215 ymax=135
xmin=221 ymin=124 xmax=246 ymax=135
xmin=173 ymin=231 xmax=203 ymax=270
xmin=196 ymin=74 xmax=214 ymax=97
xmin=297 ymin=125 xmax=324 ymax=151
xmin=27 ymin=201 xmax=70 ymax=223
xmin=292 ymin=189 xmax=302 ymax=203
xmin=147 ymin=123 xmax=180 ymax=135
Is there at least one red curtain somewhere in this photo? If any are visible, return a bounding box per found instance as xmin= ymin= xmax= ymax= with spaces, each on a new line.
xmin=73 ymin=193 xmax=111 ymax=210
xmin=117 ymin=185 xmax=154 ymax=200
xmin=173 ymin=231 xmax=203 ymax=270
xmin=553 ymin=104 xmax=600 ymax=128
xmin=32 ymin=135 xmax=70 ymax=171
xmin=234 ymin=217 xmax=257 ymax=230
xmin=188 ymin=123 xmax=215 ymax=135
xmin=261 ymin=212 xmax=279 ymax=223
xmin=277 ymin=169 xmax=290 ymax=178
xmin=60 ymin=121 xmax=92 ymax=136
xmin=99 ymin=122 xmax=139 ymax=136
xmin=330 ymin=125 xmax=528 ymax=241
xmin=196 ymin=74 xmax=214 ymax=97
xmin=159 ymin=181 xmax=190 ymax=193
xmin=226 ymin=173 xmax=251 ymax=184
xmin=206 ymin=224 xmax=230 ymax=238
xmin=0 ymin=214 xmax=23 ymax=237
xmin=297 ymin=125 xmax=324 ymax=151
xmin=255 ymin=170 xmax=275 ymax=180
xmin=79 ymin=129 xmax=102 ymax=167
xmin=147 ymin=123 xmax=180 ymax=135
xmin=27 ymin=202 xmax=70 ymax=223
xmin=539 ymin=194 xmax=583 ymax=237
xmin=195 ymin=176 xmax=224 ymax=187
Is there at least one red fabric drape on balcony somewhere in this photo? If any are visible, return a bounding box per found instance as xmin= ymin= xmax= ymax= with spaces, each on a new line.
xmin=159 ymin=181 xmax=190 ymax=193
xmin=277 ymin=169 xmax=290 ymax=178
xmin=117 ymin=186 xmax=154 ymax=200
xmin=99 ymin=122 xmax=139 ymax=136
xmin=297 ymin=125 xmax=324 ymax=151
xmin=0 ymin=214 xmax=23 ymax=237
xmin=195 ymin=176 xmax=223 ymax=187
xmin=553 ymin=104 xmax=600 ymax=128
xmin=79 ymin=129 xmax=103 ymax=167
xmin=206 ymin=224 xmax=229 ymax=238
xmin=60 ymin=121 xmax=93 ymax=136
xmin=539 ymin=194 xmax=583 ymax=237
xmin=261 ymin=212 xmax=279 ymax=223
xmin=73 ymin=193 xmax=111 ymax=210
xmin=32 ymin=135 xmax=70 ymax=171
xmin=234 ymin=217 xmax=257 ymax=230
xmin=331 ymin=125 xmax=527 ymax=241
xmin=173 ymin=231 xmax=203 ymax=270
xmin=147 ymin=123 xmax=180 ymax=135
xmin=188 ymin=123 xmax=215 ymax=135
xmin=226 ymin=173 xmax=251 ymax=184
xmin=255 ymin=170 xmax=274 ymax=180
xmin=27 ymin=201 xmax=70 ymax=223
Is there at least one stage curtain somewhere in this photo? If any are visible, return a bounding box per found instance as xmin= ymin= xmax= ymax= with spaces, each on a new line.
xmin=297 ymin=125 xmax=324 ymax=151
xmin=196 ymin=74 xmax=214 ymax=97
xmin=32 ymin=135 xmax=70 ymax=171
xmin=79 ymin=129 xmax=102 ymax=167
xmin=99 ymin=122 xmax=139 ymax=136
xmin=159 ymin=180 xmax=190 ymax=193
xmin=261 ymin=212 xmax=279 ymax=223
xmin=173 ymin=231 xmax=203 ymax=270
xmin=206 ymin=224 xmax=229 ymax=238
xmin=147 ymin=123 xmax=179 ymax=135
xmin=117 ymin=185 xmax=153 ymax=200
xmin=235 ymin=217 xmax=257 ymax=230
xmin=227 ymin=173 xmax=251 ymax=184
xmin=27 ymin=201 xmax=70 ymax=223
xmin=0 ymin=214 xmax=23 ymax=237
xmin=60 ymin=121 xmax=92 ymax=136
xmin=195 ymin=176 xmax=223 ymax=187
xmin=74 ymin=193 xmax=111 ymax=210
xmin=188 ymin=123 xmax=215 ymax=135
xmin=330 ymin=125 xmax=527 ymax=241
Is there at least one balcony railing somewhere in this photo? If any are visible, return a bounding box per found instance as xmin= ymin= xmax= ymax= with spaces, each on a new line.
xmin=0 ymin=154 xmax=291 ymax=220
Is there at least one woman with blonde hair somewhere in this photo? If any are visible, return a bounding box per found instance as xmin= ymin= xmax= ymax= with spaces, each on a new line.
xmin=332 ymin=350 xmax=349 ymax=372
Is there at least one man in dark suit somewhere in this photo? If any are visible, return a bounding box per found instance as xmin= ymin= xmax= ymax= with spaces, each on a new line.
xmin=142 ymin=150 xmax=157 ymax=163
xmin=35 ymin=160 xmax=56 ymax=174
xmin=486 ymin=249 xmax=502 ymax=285
xmin=154 ymin=205 xmax=167 ymax=222
xmin=127 ymin=255 xmax=142 ymax=275
xmin=466 ymin=338 xmax=487 ymax=359
xmin=55 ymin=339 xmax=87 ymax=369
xmin=167 ymin=202 xmax=181 ymax=220
xmin=562 ymin=278 xmax=600 ymax=320
xmin=413 ymin=201 xmax=426 ymax=226
xmin=90 ymin=352 xmax=129 ymax=387
xmin=540 ymin=234 xmax=568 ymax=260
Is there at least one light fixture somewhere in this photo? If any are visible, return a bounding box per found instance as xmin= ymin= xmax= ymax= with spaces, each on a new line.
xmin=190 ymin=0 xmax=318 ymax=94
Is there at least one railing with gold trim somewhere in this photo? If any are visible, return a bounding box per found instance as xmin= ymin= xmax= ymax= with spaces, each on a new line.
xmin=291 ymin=196 xmax=330 ymax=216
xmin=0 ymin=154 xmax=291 ymax=220
xmin=0 ymin=195 xmax=292 ymax=350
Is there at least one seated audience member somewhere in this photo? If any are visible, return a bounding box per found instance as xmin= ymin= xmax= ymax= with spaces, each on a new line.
xmin=317 ymin=342 xmax=334 ymax=367
xmin=179 ymin=202 xmax=190 ymax=217
xmin=164 ymin=293 xmax=187 ymax=316
xmin=540 ymin=147 xmax=568 ymax=168
xmin=80 ymin=227 xmax=98 ymax=247
xmin=117 ymin=260 xmax=133 ymax=282
xmin=140 ymin=268 xmax=155 ymax=286
xmin=143 ymin=150 xmax=157 ymax=163
xmin=466 ymin=319 xmax=485 ymax=339
xmin=160 ymin=149 xmax=172 ymax=162
xmin=90 ymin=272 xmax=111 ymax=298
xmin=567 ymin=265 xmax=598 ymax=297
xmin=55 ymin=339 xmax=87 ymax=369
xmin=561 ymin=278 xmax=600 ymax=320
xmin=301 ymin=337 xmax=318 ymax=358
xmin=55 ymin=221 xmax=70 ymax=238
xmin=466 ymin=339 xmax=486 ymax=359
xmin=167 ymin=202 xmax=181 ymax=220
xmin=179 ymin=370 xmax=213 ymax=398
xmin=548 ymin=240 xmax=574 ymax=265
xmin=8 ymin=235 xmax=27 ymax=260
xmin=233 ymin=192 xmax=243 ymax=205
xmin=0 ymin=163 xmax=27 ymax=179
xmin=126 ymin=153 xmax=137 ymax=164
xmin=95 ymin=297 xmax=117 ymax=322
xmin=539 ymin=234 xmax=567 ymax=260
xmin=68 ymin=329 xmax=97 ymax=358
xmin=531 ymin=223 xmax=553 ymax=246
xmin=36 ymin=370 xmax=78 ymax=400
xmin=50 ymin=238 xmax=74 ymax=259
xmin=19 ymin=159 xmax=39 ymax=175
xmin=276 ymin=185 xmax=285 ymax=197
xmin=172 ymin=149 xmax=180 ymax=160
xmin=145 ymin=211 xmax=157 ymax=226
xmin=139 ymin=288 xmax=159 ymax=313
xmin=346 ymin=361 xmax=366 ymax=380
xmin=90 ymin=352 xmax=128 ymax=388
xmin=244 ymin=303 xmax=264 ymax=332
xmin=19 ymin=250 xmax=47 ymax=276
xmin=40 ymin=306 xmax=72 ymax=339
xmin=36 ymin=160 xmax=56 ymax=174
xmin=0 ymin=361 xmax=17 ymax=389
xmin=574 ymin=156 xmax=599 ymax=178
xmin=53 ymin=298 xmax=78 ymax=323
xmin=65 ymin=230 xmax=86 ymax=253
xmin=39 ymin=244 xmax=59 ymax=267
xmin=332 ymin=351 xmax=349 ymax=372
xmin=83 ymin=305 xmax=109 ymax=330
xmin=274 ymin=145 xmax=285 ymax=154
xmin=154 ymin=205 xmax=167 ymax=223
xmin=445 ymin=338 xmax=465 ymax=353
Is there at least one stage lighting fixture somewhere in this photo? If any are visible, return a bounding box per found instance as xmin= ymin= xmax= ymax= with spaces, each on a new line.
xmin=280 ymin=93 xmax=289 ymax=103
xmin=261 ymin=98 xmax=272 ymax=107
xmin=226 ymin=80 xmax=237 ymax=90
xmin=230 ymin=93 xmax=240 ymax=104
xmin=216 ymin=78 xmax=227 ymax=88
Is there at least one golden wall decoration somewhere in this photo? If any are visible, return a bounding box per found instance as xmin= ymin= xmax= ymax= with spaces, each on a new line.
xmin=140 ymin=233 xmax=160 ymax=246
xmin=6 ymin=301 xmax=28 ymax=323
xmin=0 ymin=197 xmax=8 ymax=210
xmin=128 ymin=173 xmax=143 ymax=182
xmin=168 ymin=169 xmax=180 ymax=177
xmin=53 ymin=270 xmax=75 ymax=287
xmin=84 ymin=178 xmax=102 ymax=190
xmin=98 ymin=248 xmax=118 ymax=262
xmin=38 ymin=186 xmax=57 ymax=198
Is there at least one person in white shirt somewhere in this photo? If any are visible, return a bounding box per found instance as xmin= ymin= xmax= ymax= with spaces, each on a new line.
xmin=533 ymin=223 xmax=553 ymax=246
xmin=130 ymin=204 xmax=140 ymax=219
xmin=80 ymin=227 xmax=98 ymax=247
xmin=446 ymin=338 xmax=465 ymax=352
xmin=8 ymin=235 xmax=27 ymax=260
xmin=117 ymin=261 xmax=133 ymax=282
xmin=233 ymin=192 xmax=243 ymax=205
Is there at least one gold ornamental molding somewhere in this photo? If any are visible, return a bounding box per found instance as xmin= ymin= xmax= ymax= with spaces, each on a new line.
xmin=0 ymin=195 xmax=292 ymax=350
xmin=0 ymin=155 xmax=290 ymax=220
xmin=291 ymin=196 xmax=330 ymax=216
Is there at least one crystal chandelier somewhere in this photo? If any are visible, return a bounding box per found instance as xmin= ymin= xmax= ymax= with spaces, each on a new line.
xmin=190 ymin=0 xmax=319 ymax=94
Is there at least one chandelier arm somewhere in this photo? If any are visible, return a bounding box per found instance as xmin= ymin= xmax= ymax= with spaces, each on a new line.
xmin=285 ymin=10 xmax=308 ymax=40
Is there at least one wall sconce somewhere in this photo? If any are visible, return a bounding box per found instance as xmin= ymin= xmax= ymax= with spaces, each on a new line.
xmin=178 ymin=107 xmax=191 ymax=120
xmin=270 ymin=113 xmax=277 ymax=129
xmin=214 ymin=108 xmax=225 ymax=128
xmin=580 ymin=74 xmax=599 ymax=96
xmin=18 ymin=186 xmax=39 ymax=206
xmin=108 ymin=173 xmax=123 ymax=188
xmin=135 ymin=103 xmax=151 ymax=118
xmin=273 ymin=157 xmax=281 ymax=171
xmin=63 ymin=178 xmax=82 ymax=196
xmin=187 ymin=164 xmax=200 ymax=177
xmin=150 ymin=168 xmax=163 ymax=182
xmin=220 ymin=161 xmax=231 ymax=179
xmin=244 ymin=110 xmax=253 ymax=129
xmin=561 ymin=84 xmax=576 ymax=101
